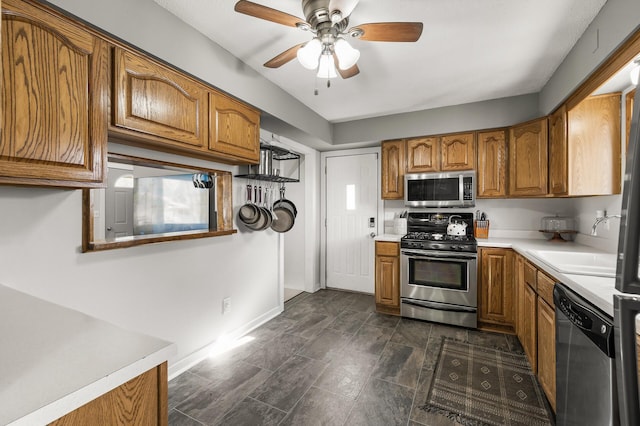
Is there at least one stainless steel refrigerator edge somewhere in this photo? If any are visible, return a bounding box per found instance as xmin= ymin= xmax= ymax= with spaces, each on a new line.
xmin=614 ymin=81 xmax=640 ymax=426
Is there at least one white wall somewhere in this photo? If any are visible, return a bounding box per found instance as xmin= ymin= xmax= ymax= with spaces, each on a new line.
xmin=540 ymin=0 xmax=640 ymax=113
xmin=0 ymin=144 xmax=282 ymax=376
xmin=264 ymin=133 xmax=322 ymax=294
xmin=384 ymin=196 xmax=622 ymax=254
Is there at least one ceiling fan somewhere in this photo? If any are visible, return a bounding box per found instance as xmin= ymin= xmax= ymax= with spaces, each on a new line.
xmin=234 ymin=0 xmax=423 ymax=81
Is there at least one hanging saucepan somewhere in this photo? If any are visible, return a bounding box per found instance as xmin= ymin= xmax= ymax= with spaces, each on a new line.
xmin=273 ymin=184 xmax=297 ymax=218
xmin=248 ymin=186 xmax=271 ymax=231
xmin=258 ymin=186 xmax=274 ymax=231
xmin=238 ymin=184 xmax=260 ymax=226
xmin=244 ymin=186 xmax=268 ymax=231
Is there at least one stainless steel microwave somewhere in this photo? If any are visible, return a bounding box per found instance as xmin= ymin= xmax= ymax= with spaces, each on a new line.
xmin=404 ymin=171 xmax=475 ymax=207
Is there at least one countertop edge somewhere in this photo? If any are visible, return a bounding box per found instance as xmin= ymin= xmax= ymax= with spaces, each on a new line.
xmin=9 ymin=343 xmax=177 ymax=426
xmin=477 ymin=238 xmax=618 ymax=317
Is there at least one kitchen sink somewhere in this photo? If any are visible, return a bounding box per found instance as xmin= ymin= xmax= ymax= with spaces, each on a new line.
xmin=526 ymin=249 xmax=617 ymax=278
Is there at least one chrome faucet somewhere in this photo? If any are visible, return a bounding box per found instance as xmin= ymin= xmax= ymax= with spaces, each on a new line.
xmin=591 ymin=212 xmax=621 ymax=236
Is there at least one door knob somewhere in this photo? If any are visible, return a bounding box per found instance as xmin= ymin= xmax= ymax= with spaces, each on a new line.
xmin=370 ymin=232 xmax=376 ymax=238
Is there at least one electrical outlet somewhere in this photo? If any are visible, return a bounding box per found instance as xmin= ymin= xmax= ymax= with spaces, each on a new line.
xmin=223 ymin=297 xmax=231 ymax=314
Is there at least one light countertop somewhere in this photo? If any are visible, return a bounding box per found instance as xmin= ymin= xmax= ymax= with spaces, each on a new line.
xmin=0 ymin=284 xmax=176 ymax=426
xmin=374 ymin=234 xmax=403 ymax=242
xmin=479 ymin=237 xmax=618 ymax=317
xmin=375 ymin=233 xmax=618 ymax=317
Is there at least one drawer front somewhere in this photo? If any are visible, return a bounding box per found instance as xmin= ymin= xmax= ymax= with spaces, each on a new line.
xmin=376 ymin=241 xmax=399 ymax=257
xmin=537 ymin=271 xmax=555 ymax=306
xmin=524 ymin=261 xmax=537 ymax=290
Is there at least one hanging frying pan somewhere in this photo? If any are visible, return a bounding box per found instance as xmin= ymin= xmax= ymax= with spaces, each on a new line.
xmin=238 ymin=184 xmax=260 ymax=225
xmin=273 ymin=184 xmax=297 ymax=218
xmin=244 ymin=185 xmax=269 ymax=230
xmin=271 ymin=204 xmax=295 ymax=232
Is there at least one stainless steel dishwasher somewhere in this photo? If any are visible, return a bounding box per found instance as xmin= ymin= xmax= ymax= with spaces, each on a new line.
xmin=554 ymin=283 xmax=618 ymax=425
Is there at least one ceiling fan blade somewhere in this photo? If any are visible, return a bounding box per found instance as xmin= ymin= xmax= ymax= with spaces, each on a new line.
xmin=234 ymin=1 xmax=305 ymax=28
xmin=351 ymin=22 xmax=424 ymax=42
xmin=338 ymin=63 xmax=360 ymax=79
xmin=329 ymin=0 xmax=359 ymax=18
xmin=264 ymin=43 xmax=306 ymax=68
xmin=332 ymin=53 xmax=360 ymax=79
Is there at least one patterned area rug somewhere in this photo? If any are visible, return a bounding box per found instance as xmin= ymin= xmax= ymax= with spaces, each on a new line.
xmin=423 ymin=338 xmax=553 ymax=426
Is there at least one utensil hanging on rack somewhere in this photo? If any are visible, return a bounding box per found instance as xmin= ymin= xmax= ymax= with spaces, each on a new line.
xmin=238 ymin=183 xmax=260 ymax=226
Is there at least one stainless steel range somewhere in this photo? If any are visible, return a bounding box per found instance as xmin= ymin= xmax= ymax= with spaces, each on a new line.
xmin=400 ymin=212 xmax=477 ymax=328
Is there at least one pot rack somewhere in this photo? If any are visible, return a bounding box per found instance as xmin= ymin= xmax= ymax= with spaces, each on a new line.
xmin=236 ymin=143 xmax=301 ymax=183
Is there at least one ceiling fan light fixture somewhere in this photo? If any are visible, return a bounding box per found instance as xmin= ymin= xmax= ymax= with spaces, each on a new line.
xmin=297 ymin=38 xmax=322 ymax=69
xmin=334 ymin=37 xmax=360 ymax=70
xmin=631 ymin=59 xmax=640 ymax=85
xmin=330 ymin=10 xmax=342 ymax=24
xmin=317 ymin=53 xmax=338 ymax=79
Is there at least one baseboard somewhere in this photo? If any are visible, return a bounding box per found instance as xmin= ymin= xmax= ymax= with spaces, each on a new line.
xmin=168 ymin=305 xmax=283 ymax=380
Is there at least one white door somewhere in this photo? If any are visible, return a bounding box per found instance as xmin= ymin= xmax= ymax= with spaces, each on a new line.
xmin=105 ymin=168 xmax=134 ymax=239
xmin=325 ymin=153 xmax=378 ymax=293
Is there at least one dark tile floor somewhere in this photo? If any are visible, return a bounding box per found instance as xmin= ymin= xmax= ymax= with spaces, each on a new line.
xmin=168 ymin=289 xmax=530 ymax=426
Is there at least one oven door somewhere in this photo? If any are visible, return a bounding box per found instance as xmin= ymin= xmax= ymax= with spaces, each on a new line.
xmin=400 ymin=249 xmax=477 ymax=308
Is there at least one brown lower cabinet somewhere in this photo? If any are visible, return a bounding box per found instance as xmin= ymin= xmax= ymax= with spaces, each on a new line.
xmin=374 ymin=241 xmax=400 ymax=315
xmin=478 ymin=247 xmax=515 ymax=332
xmin=515 ymin=254 xmax=556 ymax=412
xmin=49 ymin=363 xmax=168 ymax=426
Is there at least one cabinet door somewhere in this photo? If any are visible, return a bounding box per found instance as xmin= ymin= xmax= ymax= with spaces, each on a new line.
xmin=406 ymin=137 xmax=439 ymax=173
xmin=522 ymin=283 xmax=538 ymax=371
xmin=209 ymin=92 xmax=260 ymax=163
xmin=567 ymin=93 xmax=621 ymax=196
xmin=509 ymin=118 xmax=548 ymax=196
xmin=549 ymin=105 xmax=568 ymax=195
xmin=381 ymin=140 xmax=405 ymax=199
xmin=537 ymin=298 xmax=556 ymax=411
xmin=50 ymin=363 xmax=167 ymax=425
xmin=375 ymin=242 xmax=400 ymax=314
xmin=477 ymin=130 xmax=507 ymax=198
xmin=112 ymin=47 xmax=208 ymax=150
xmin=440 ymin=132 xmax=475 ymax=171
xmin=515 ymin=254 xmax=525 ymax=338
xmin=479 ymin=248 xmax=514 ymax=329
xmin=1 ymin=0 xmax=108 ymax=187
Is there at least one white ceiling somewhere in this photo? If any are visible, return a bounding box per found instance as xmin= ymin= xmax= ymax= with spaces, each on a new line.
xmin=153 ymin=0 xmax=607 ymax=123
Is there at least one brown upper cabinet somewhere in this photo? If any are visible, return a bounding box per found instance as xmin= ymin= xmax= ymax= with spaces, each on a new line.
xmin=549 ymin=93 xmax=621 ymax=196
xmin=209 ymin=92 xmax=260 ymax=163
xmin=405 ymin=133 xmax=476 ymax=174
xmin=440 ymin=132 xmax=476 ymax=171
xmin=383 ymin=132 xmax=475 ymax=199
xmin=627 ymin=89 xmax=635 ymax=153
xmin=548 ymin=105 xmax=568 ymax=195
xmin=381 ymin=139 xmax=405 ymax=199
xmin=111 ymin=47 xmax=260 ymax=165
xmin=112 ymin=47 xmax=209 ymax=150
xmin=477 ymin=129 xmax=508 ymax=198
xmin=406 ymin=137 xmax=438 ymax=173
xmin=0 ymin=0 xmax=109 ymax=187
xmin=509 ymin=117 xmax=549 ymax=196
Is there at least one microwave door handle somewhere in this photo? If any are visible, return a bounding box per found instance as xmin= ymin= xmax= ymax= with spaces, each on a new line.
xmin=459 ymin=175 xmax=464 ymax=203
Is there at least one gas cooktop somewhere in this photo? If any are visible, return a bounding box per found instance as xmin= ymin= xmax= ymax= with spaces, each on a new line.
xmin=401 ymin=212 xmax=477 ymax=253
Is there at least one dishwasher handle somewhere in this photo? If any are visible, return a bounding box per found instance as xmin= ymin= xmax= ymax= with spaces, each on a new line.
xmin=554 ymin=283 xmax=615 ymax=357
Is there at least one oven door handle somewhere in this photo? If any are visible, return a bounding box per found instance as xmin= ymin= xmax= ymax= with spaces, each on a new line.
xmin=402 ymin=298 xmax=477 ymax=313
xmin=401 ymin=250 xmax=477 ymax=260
